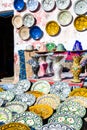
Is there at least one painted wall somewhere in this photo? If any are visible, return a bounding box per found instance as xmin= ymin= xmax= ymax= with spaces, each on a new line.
xmin=0 ymin=0 xmax=87 ymax=82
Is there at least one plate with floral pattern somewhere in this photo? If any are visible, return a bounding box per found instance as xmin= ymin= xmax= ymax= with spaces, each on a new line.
xmin=40 ymin=122 xmax=75 ymax=130
xmin=13 ymin=93 xmax=36 ymax=106
xmin=0 ymin=107 xmax=12 ymax=125
xmin=12 ymin=111 xmax=43 ymax=129
xmin=48 ymin=112 xmax=83 ymax=130
xmin=27 ymin=0 xmax=39 ymax=12
xmin=56 ymin=0 xmax=71 ymax=10
xmin=56 ymin=101 xmax=86 ymax=118
xmin=0 ymin=91 xmax=15 ymax=101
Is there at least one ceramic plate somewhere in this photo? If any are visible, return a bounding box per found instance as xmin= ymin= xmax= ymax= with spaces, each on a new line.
xmin=74 ymin=15 xmax=87 ymax=31
xmin=12 ymin=112 xmax=43 ymax=129
xmin=12 ymin=15 xmax=23 ymax=28
xmin=31 ymin=80 xmax=50 ymax=94
xmin=56 ymin=0 xmax=71 ymax=10
xmin=30 ymin=26 xmax=43 ymax=40
xmin=74 ymin=0 xmax=87 ymax=15
xmin=19 ymin=26 xmax=30 ymax=40
xmin=29 ymin=104 xmax=53 ymax=119
xmin=14 ymin=93 xmax=36 ymax=106
xmin=0 ymin=98 xmax=3 ymax=106
xmin=46 ymin=43 xmax=56 ymax=51
xmin=0 ymin=107 xmax=12 ymax=125
xmin=13 ymin=0 xmax=25 ymax=11
xmin=50 ymin=82 xmax=71 ymax=101
xmin=16 ymin=79 xmax=31 ymax=92
xmin=27 ymin=0 xmax=39 ymax=12
xmin=57 ymin=10 xmax=73 ymax=26
xmin=46 ymin=21 xmax=60 ymax=36
xmin=57 ymin=101 xmax=86 ymax=118
xmin=48 ymin=112 xmax=83 ymax=130
xmin=23 ymin=13 xmax=35 ymax=27
xmin=0 ymin=91 xmax=15 ymax=101
xmin=0 ymin=122 xmax=31 ymax=130
xmin=5 ymin=101 xmax=27 ymax=114
xmin=41 ymin=0 xmax=55 ymax=12
xmin=40 ymin=122 xmax=75 ymax=130
xmin=35 ymin=94 xmax=60 ymax=109
xmin=26 ymin=91 xmax=44 ymax=98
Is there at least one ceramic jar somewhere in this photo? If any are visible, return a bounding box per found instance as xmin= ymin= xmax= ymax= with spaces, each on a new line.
xmin=71 ymin=55 xmax=82 ymax=83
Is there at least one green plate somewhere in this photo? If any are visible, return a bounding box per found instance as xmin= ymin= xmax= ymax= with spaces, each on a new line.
xmin=46 ymin=43 xmax=56 ymax=51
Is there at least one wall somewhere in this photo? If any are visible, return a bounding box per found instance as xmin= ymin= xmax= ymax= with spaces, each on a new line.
xmin=0 ymin=0 xmax=87 ymax=82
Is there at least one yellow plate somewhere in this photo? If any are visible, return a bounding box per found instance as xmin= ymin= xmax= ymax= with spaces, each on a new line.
xmin=0 ymin=122 xmax=30 ymax=130
xmin=29 ymin=104 xmax=53 ymax=119
xmin=46 ymin=21 xmax=60 ymax=36
xmin=26 ymin=90 xmax=44 ymax=98
xmin=74 ymin=15 xmax=87 ymax=31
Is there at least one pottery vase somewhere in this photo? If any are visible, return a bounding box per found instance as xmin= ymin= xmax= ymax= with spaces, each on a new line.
xmin=38 ymin=56 xmax=48 ymax=77
xmin=71 ymin=55 xmax=82 ymax=83
xmin=53 ymin=56 xmax=63 ymax=81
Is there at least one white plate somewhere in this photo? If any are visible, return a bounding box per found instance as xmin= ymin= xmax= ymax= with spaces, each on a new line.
xmin=56 ymin=0 xmax=71 ymax=10
xmin=41 ymin=0 xmax=55 ymax=11
xmin=74 ymin=0 xmax=87 ymax=15
xmin=57 ymin=10 xmax=73 ymax=26
xmin=0 ymin=91 xmax=15 ymax=101
xmin=27 ymin=0 xmax=39 ymax=12
xmin=31 ymin=80 xmax=50 ymax=94
xmin=23 ymin=13 xmax=35 ymax=27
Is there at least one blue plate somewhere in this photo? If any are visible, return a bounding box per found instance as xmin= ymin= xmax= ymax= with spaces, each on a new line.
xmin=30 ymin=26 xmax=43 ymax=40
xmin=14 ymin=0 xmax=25 ymax=11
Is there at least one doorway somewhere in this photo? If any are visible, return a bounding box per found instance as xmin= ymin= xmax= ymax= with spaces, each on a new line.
xmin=0 ymin=11 xmax=14 ymax=79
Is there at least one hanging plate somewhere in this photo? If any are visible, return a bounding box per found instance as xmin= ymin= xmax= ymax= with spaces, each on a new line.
xmin=56 ymin=0 xmax=71 ymax=10
xmin=19 ymin=26 xmax=30 ymax=40
xmin=27 ymin=0 xmax=39 ymax=12
xmin=12 ymin=15 xmax=23 ymax=28
xmin=14 ymin=0 xmax=25 ymax=11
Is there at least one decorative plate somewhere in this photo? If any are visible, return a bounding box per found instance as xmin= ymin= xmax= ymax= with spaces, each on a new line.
xmin=74 ymin=15 xmax=87 ymax=31
xmin=27 ymin=0 xmax=39 ymax=12
xmin=29 ymin=104 xmax=53 ymax=119
xmin=35 ymin=94 xmax=60 ymax=109
xmin=56 ymin=0 xmax=71 ymax=10
xmin=50 ymin=82 xmax=71 ymax=101
xmin=5 ymin=101 xmax=27 ymax=114
xmin=0 ymin=99 xmax=4 ymax=107
xmin=0 ymin=91 xmax=15 ymax=101
xmin=40 ymin=122 xmax=75 ymax=130
xmin=74 ymin=0 xmax=87 ymax=15
xmin=14 ymin=93 xmax=36 ymax=106
xmin=0 ymin=122 xmax=31 ymax=130
xmin=56 ymin=101 xmax=86 ymax=118
xmin=46 ymin=21 xmax=60 ymax=36
xmin=26 ymin=91 xmax=44 ymax=98
xmin=57 ymin=10 xmax=73 ymax=26
xmin=66 ymin=96 xmax=87 ymax=108
xmin=48 ymin=112 xmax=83 ymax=130
xmin=31 ymin=80 xmax=50 ymax=94
xmin=41 ymin=0 xmax=55 ymax=12
xmin=23 ymin=13 xmax=35 ymax=27
xmin=12 ymin=112 xmax=43 ymax=129
xmin=69 ymin=88 xmax=87 ymax=97
xmin=16 ymin=79 xmax=31 ymax=92
xmin=0 ymin=107 xmax=12 ymax=125
xmin=46 ymin=43 xmax=56 ymax=51
xmin=30 ymin=26 xmax=43 ymax=40
xmin=13 ymin=0 xmax=25 ymax=11
xmin=12 ymin=15 xmax=23 ymax=28
xmin=19 ymin=26 xmax=30 ymax=40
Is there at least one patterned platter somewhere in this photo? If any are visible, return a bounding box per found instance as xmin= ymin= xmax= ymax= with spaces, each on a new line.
xmin=50 ymin=82 xmax=71 ymax=101
xmin=69 ymin=88 xmax=87 ymax=97
xmin=56 ymin=101 xmax=86 ymax=118
xmin=0 ymin=107 xmax=12 ymax=125
xmin=19 ymin=26 xmax=30 ymax=40
xmin=40 ymin=122 xmax=75 ymax=130
xmin=48 ymin=112 xmax=83 ymax=130
xmin=74 ymin=0 xmax=87 ymax=15
xmin=31 ymin=80 xmax=50 ymax=94
xmin=5 ymin=101 xmax=27 ymax=114
xmin=29 ymin=104 xmax=53 ymax=119
xmin=74 ymin=15 xmax=87 ymax=31
xmin=66 ymin=96 xmax=87 ymax=108
xmin=27 ymin=0 xmax=39 ymax=12
xmin=0 ymin=91 xmax=15 ymax=101
xmin=12 ymin=15 xmax=23 ymax=28
xmin=13 ymin=93 xmax=36 ymax=106
xmin=35 ymin=94 xmax=60 ymax=109
xmin=56 ymin=0 xmax=71 ymax=10
xmin=0 ymin=122 xmax=31 ymax=130
xmin=26 ymin=91 xmax=44 ymax=98
xmin=12 ymin=111 xmax=43 ymax=129
xmin=46 ymin=21 xmax=60 ymax=36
